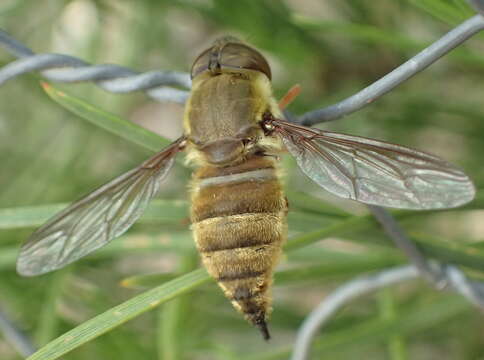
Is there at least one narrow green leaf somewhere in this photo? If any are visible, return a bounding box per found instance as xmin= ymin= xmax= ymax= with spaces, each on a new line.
xmin=0 ymin=232 xmax=193 ymax=272
xmin=410 ymin=232 xmax=484 ymax=271
xmin=3 ymin=205 xmax=483 ymax=273
xmin=313 ymin=295 xmax=466 ymax=353
xmin=286 ymin=191 xmax=350 ymax=218
xmin=378 ymin=289 xmax=407 ymax=360
xmin=0 ymin=248 xmax=17 ymax=270
xmin=286 ymin=216 xmax=484 ymax=273
xmin=158 ymin=254 xmax=198 ymax=360
xmin=121 ymin=273 xmax=178 ymax=290
xmin=35 ymin=270 xmax=71 ymax=346
xmin=293 ymin=17 xmax=419 ymax=50
xmin=275 ymin=254 xmax=405 ymax=284
xmin=284 ymin=215 xmax=374 ymax=251
xmin=0 ymin=204 xmax=66 ymax=229
xmin=0 ymin=199 xmax=188 ymax=229
xmin=41 ymin=82 xmax=172 ymax=152
xmin=408 ymin=0 xmax=471 ymax=24
xmin=292 ymin=15 xmax=484 ymax=67
xmin=26 ymin=269 xmax=211 ymax=360
xmin=121 ymin=253 xmax=405 ymax=290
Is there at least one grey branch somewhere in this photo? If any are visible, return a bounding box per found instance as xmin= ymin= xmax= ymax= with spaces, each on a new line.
xmin=0 ymin=307 xmax=36 ymax=357
xmin=368 ymin=205 xmax=444 ymax=284
xmin=470 ymin=0 xmax=484 ymax=15
xmin=291 ymin=205 xmax=484 ymax=359
xmin=297 ymin=14 xmax=484 ymax=126
xmin=291 ymin=265 xmax=419 ymax=360
xmin=2 ymin=14 xmax=484 ymax=116
xmin=0 ymin=30 xmax=191 ymax=104
xmin=369 ymin=207 xmax=484 ymax=307
xmin=291 ymin=262 xmax=484 ymax=360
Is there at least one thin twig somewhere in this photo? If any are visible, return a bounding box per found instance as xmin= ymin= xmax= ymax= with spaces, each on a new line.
xmin=367 ymin=206 xmax=444 ymax=285
xmin=291 ymin=204 xmax=484 ymax=359
xmin=291 ymin=261 xmax=484 ymax=360
xmin=0 ymin=30 xmax=191 ymax=104
xmin=297 ymin=14 xmax=484 ymax=125
xmin=291 ymin=265 xmax=419 ymax=360
xmin=469 ymin=0 xmax=484 ymax=15
xmin=0 ymin=306 xmax=36 ymax=357
xmin=2 ymin=15 xmax=484 ymax=117
xmin=368 ymin=207 xmax=484 ymax=307
xmin=368 ymin=205 xmax=484 ymax=310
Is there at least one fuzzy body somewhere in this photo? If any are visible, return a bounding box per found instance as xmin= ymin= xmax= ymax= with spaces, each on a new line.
xmin=191 ymin=157 xmax=286 ymax=330
xmin=183 ymin=61 xmax=286 ymax=336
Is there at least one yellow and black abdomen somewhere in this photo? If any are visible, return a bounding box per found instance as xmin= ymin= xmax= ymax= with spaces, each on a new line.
xmin=190 ymin=156 xmax=287 ymax=339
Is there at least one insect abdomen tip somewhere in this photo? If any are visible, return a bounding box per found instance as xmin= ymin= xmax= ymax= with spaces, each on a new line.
xmin=256 ymin=319 xmax=271 ymax=341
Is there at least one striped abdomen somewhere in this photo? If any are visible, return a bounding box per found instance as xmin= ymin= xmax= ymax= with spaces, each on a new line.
xmin=190 ymin=156 xmax=287 ymax=339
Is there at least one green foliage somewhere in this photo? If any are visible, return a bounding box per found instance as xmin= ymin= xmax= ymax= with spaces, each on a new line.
xmin=0 ymin=0 xmax=483 ymax=359
xmin=42 ymin=83 xmax=172 ymax=152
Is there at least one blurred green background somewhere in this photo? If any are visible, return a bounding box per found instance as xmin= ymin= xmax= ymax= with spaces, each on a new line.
xmin=1 ymin=0 xmax=484 ymax=359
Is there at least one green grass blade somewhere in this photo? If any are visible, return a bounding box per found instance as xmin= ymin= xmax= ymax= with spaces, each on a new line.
xmin=35 ymin=270 xmax=71 ymax=346
xmin=378 ymin=289 xmax=407 ymax=360
xmin=26 ymin=269 xmax=211 ymax=360
xmin=120 ymin=252 xmax=404 ymax=290
xmin=284 ymin=212 xmax=484 ymax=272
xmin=3 ymin=204 xmax=483 ymax=272
xmin=408 ymin=0 xmax=472 ymax=24
xmin=0 ymin=199 xmax=188 ymax=229
xmin=0 ymin=232 xmax=193 ymax=272
xmin=314 ymin=295 xmax=467 ymax=355
xmin=284 ymin=215 xmax=372 ymax=251
xmin=410 ymin=232 xmax=484 ymax=272
xmin=41 ymin=82 xmax=171 ymax=152
xmin=1 ymin=188 xmax=480 ymax=230
xmin=158 ymin=254 xmax=197 ymax=360
xmin=286 ymin=191 xmax=350 ymax=218
xmin=0 ymin=204 xmax=66 ymax=229
xmin=276 ymin=254 xmax=405 ymax=284
xmin=121 ymin=273 xmax=178 ymax=290
xmin=158 ymin=300 xmax=180 ymax=360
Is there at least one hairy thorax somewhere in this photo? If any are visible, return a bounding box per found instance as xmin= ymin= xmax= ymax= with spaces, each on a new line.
xmin=183 ymin=71 xmax=281 ymax=167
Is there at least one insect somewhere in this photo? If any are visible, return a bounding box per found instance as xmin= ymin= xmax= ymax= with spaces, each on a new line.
xmin=17 ymin=37 xmax=475 ymax=340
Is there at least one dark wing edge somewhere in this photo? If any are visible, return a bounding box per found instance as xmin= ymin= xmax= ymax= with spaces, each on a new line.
xmin=17 ymin=137 xmax=185 ymax=276
xmin=274 ymin=120 xmax=475 ymax=210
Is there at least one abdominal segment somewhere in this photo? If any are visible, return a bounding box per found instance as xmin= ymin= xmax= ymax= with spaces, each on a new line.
xmin=190 ymin=156 xmax=287 ymax=339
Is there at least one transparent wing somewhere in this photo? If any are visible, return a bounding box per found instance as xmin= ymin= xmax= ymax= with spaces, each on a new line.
xmin=17 ymin=138 xmax=185 ymax=276
xmin=274 ymin=120 xmax=475 ymax=210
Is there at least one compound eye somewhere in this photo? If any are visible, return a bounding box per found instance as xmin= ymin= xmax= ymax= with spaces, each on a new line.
xmin=191 ymin=39 xmax=272 ymax=80
xmin=218 ymin=42 xmax=271 ymax=79
xmin=191 ymin=48 xmax=211 ymax=79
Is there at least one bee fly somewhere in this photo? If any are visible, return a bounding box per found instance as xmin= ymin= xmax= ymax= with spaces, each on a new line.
xmin=17 ymin=37 xmax=475 ymax=340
